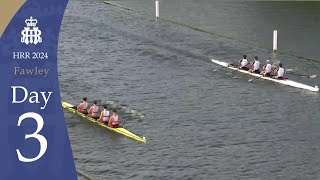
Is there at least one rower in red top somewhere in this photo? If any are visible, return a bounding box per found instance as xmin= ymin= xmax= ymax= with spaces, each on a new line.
xmin=77 ymin=97 xmax=89 ymax=114
xmin=108 ymin=110 xmax=122 ymax=128
xmin=88 ymin=101 xmax=100 ymax=119
xmin=99 ymin=105 xmax=110 ymax=124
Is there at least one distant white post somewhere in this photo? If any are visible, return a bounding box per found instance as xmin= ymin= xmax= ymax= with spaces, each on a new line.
xmin=155 ymin=1 xmax=159 ymax=19
xmin=273 ymin=30 xmax=278 ymax=51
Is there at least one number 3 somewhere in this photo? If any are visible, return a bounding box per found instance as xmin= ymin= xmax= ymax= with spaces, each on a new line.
xmin=16 ymin=112 xmax=47 ymax=162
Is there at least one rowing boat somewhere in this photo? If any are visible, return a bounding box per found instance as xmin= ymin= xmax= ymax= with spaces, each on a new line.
xmin=211 ymin=59 xmax=319 ymax=92
xmin=62 ymin=101 xmax=146 ymax=143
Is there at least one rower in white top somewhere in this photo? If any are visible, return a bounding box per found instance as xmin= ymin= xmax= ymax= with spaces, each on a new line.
xmin=249 ymin=56 xmax=260 ymax=73
xmin=261 ymin=60 xmax=272 ymax=77
xmin=238 ymin=55 xmax=249 ymax=70
xmin=273 ymin=63 xmax=285 ymax=79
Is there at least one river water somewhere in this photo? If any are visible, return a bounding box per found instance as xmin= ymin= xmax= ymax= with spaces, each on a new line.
xmin=58 ymin=0 xmax=320 ymax=179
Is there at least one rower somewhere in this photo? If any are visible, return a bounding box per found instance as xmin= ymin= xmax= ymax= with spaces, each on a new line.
xmin=239 ymin=55 xmax=249 ymax=70
xmin=261 ymin=60 xmax=272 ymax=77
xmin=77 ymin=97 xmax=89 ymax=114
xmin=273 ymin=63 xmax=285 ymax=79
xmin=108 ymin=110 xmax=122 ymax=128
xmin=249 ymin=56 xmax=260 ymax=73
xmin=99 ymin=105 xmax=110 ymax=124
xmin=88 ymin=101 xmax=100 ymax=119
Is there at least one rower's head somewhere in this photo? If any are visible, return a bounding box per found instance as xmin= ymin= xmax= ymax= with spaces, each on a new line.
xmin=113 ymin=109 xmax=117 ymax=115
xmin=243 ymin=55 xmax=247 ymax=59
xmin=103 ymin=105 xmax=107 ymax=109
xmin=266 ymin=60 xmax=270 ymax=63
xmin=254 ymin=56 xmax=258 ymax=60
xmin=83 ymin=97 xmax=87 ymax=101
xmin=279 ymin=63 xmax=283 ymax=67
xmin=93 ymin=100 xmax=97 ymax=105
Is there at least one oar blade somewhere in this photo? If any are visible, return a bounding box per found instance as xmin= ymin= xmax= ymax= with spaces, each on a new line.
xmin=286 ymin=67 xmax=298 ymax=72
xmin=309 ymin=75 xmax=317 ymax=79
xmin=288 ymin=72 xmax=317 ymax=78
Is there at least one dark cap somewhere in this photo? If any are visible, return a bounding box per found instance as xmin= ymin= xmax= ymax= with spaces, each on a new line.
xmin=83 ymin=97 xmax=87 ymax=101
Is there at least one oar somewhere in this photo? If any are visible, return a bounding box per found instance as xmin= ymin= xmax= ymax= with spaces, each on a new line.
xmin=233 ymin=70 xmax=249 ymax=79
xmin=285 ymin=67 xmax=298 ymax=72
xmin=121 ymin=119 xmax=127 ymax=127
xmin=213 ymin=63 xmax=237 ymax=73
xmin=248 ymin=75 xmax=263 ymax=82
xmin=224 ymin=61 xmax=239 ymax=75
xmin=227 ymin=68 xmax=239 ymax=75
xmin=227 ymin=65 xmax=242 ymax=75
xmin=212 ymin=68 xmax=222 ymax=72
xmin=288 ymin=73 xmax=317 ymax=79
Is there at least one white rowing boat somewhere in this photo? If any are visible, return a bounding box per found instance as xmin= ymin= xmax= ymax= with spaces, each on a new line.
xmin=211 ymin=59 xmax=319 ymax=92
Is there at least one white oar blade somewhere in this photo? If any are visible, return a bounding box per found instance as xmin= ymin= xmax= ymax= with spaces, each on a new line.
xmin=309 ymin=75 xmax=317 ymax=79
xmin=286 ymin=67 xmax=298 ymax=72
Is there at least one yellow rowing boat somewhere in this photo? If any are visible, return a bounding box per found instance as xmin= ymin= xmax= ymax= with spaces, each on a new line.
xmin=62 ymin=101 xmax=146 ymax=143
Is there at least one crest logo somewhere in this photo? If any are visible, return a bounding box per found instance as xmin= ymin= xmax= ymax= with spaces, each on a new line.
xmin=21 ymin=16 xmax=42 ymax=45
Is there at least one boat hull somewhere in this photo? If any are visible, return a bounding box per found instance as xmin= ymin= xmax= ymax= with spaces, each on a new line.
xmin=211 ymin=59 xmax=319 ymax=92
xmin=62 ymin=101 xmax=146 ymax=143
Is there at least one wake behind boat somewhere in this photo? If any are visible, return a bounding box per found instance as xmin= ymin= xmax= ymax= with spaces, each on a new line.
xmin=211 ymin=59 xmax=319 ymax=92
xmin=62 ymin=101 xmax=146 ymax=143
